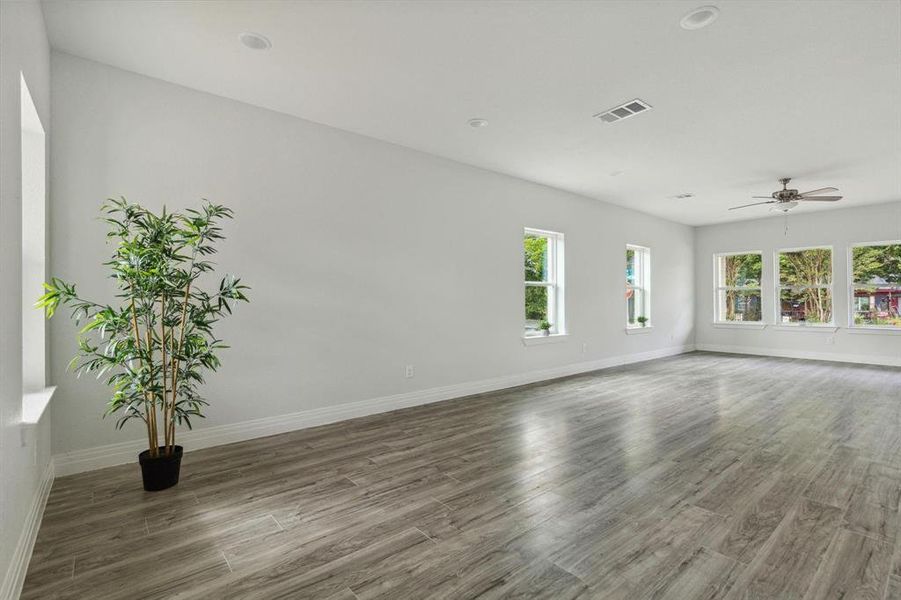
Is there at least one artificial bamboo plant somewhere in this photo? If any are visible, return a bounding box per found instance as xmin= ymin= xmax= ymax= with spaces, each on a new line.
xmin=38 ymin=198 xmax=249 ymax=459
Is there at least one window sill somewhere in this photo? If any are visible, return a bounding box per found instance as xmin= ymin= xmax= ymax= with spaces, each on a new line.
xmin=22 ymin=386 xmax=56 ymax=424
xmin=846 ymin=326 xmax=901 ymax=336
xmin=522 ymin=333 xmax=569 ymax=346
xmin=626 ymin=326 xmax=653 ymax=335
xmin=712 ymin=322 xmax=766 ymax=330
xmin=770 ymin=324 xmax=838 ymax=333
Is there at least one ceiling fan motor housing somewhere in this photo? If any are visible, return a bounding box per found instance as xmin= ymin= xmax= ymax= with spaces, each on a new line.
xmin=774 ymin=188 xmax=799 ymax=201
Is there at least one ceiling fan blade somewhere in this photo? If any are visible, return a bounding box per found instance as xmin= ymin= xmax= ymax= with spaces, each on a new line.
xmin=729 ymin=201 xmax=776 ymax=210
xmin=751 ymin=196 xmax=775 ymax=199
xmin=798 ymin=196 xmax=842 ymax=202
xmin=798 ymin=187 xmax=838 ymax=196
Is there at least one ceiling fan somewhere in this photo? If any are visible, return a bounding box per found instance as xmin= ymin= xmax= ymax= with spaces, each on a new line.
xmin=729 ymin=178 xmax=842 ymax=212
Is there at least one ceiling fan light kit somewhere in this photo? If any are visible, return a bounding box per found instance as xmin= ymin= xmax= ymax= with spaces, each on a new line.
xmin=729 ymin=177 xmax=843 ymax=212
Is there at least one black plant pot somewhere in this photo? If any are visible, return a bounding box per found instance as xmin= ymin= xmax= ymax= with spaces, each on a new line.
xmin=138 ymin=445 xmax=183 ymax=492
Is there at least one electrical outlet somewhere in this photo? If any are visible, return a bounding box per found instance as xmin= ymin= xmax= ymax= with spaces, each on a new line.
xmin=826 ymin=335 xmax=835 ymax=345
xmin=404 ymin=365 xmax=414 ymax=378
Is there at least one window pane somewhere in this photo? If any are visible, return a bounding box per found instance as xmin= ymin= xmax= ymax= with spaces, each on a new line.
xmin=721 ymin=254 xmax=762 ymax=287
xmin=626 ymin=249 xmax=636 ymax=286
xmin=524 ymin=235 xmax=548 ymax=282
xmin=852 ymin=244 xmax=901 ymax=285
xmin=779 ymin=288 xmax=833 ymax=324
xmin=852 ymin=286 xmax=901 ymax=327
xmin=720 ymin=290 xmax=762 ymax=322
xmin=627 ymin=288 xmax=645 ymax=325
xmin=779 ymin=249 xmax=832 ymax=286
xmin=525 ymin=285 xmax=548 ymax=331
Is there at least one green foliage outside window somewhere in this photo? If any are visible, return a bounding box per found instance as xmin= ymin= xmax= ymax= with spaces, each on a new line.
xmin=721 ymin=254 xmax=762 ymax=322
xmin=779 ymin=249 xmax=832 ymax=323
xmin=852 ymin=244 xmax=901 ymax=326
xmin=524 ymin=236 xmax=548 ymax=322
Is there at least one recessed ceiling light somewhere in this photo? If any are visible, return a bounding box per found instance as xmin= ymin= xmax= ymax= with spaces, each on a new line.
xmin=468 ymin=118 xmax=488 ymax=128
xmin=609 ymin=170 xmax=625 ymax=177
xmin=680 ymin=6 xmax=720 ymax=30
xmin=239 ymin=32 xmax=272 ymax=50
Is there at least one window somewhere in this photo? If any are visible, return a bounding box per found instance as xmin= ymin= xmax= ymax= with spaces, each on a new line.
xmin=715 ymin=252 xmax=762 ymax=322
xmin=21 ymin=74 xmax=46 ymax=391
xmin=524 ymin=228 xmax=564 ymax=336
xmin=777 ymin=247 xmax=833 ymax=325
xmin=21 ymin=73 xmax=53 ymax=423
xmin=626 ymin=245 xmax=650 ymax=327
xmin=850 ymin=242 xmax=901 ymax=328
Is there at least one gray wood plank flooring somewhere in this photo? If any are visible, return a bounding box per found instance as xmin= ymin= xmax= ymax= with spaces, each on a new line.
xmin=21 ymin=351 xmax=901 ymax=599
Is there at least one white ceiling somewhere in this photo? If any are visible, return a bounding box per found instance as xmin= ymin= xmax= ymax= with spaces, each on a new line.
xmin=41 ymin=0 xmax=901 ymax=225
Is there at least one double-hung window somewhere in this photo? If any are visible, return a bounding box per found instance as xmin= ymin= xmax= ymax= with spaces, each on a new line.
xmin=849 ymin=241 xmax=901 ymax=328
xmin=626 ymin=245 xmax=650 ymax=327
xmin=777 ymin=247 xmax=833 ymax=325
xmin=524 ymin=228 xmax=564 ymax=336
xmin=715 ymin=252 xmax=762 ymax=322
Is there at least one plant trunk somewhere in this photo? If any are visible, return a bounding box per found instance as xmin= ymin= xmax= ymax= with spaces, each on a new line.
xmin=168 ymin=281 xmax=193 ymax=455
xmin=131 ymin=299 xmax=158 ymax=458
xmin=145 ymin=320 xmax=160 ymax=457
xmin=160 ymin=296 xmax=171 ymax=457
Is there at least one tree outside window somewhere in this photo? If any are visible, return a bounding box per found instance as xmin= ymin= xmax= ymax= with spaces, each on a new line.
xmin=778 ymin=248 xmax=833 ymax=324
xmin=716 ymin=253 xmax=762 ymax=322
xmin=524 ymin=229 xmax=564 ymax=336
xmin=851 ymin=243 xmax=901 ymax=327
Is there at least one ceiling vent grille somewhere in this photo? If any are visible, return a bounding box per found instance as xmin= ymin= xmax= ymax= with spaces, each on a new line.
xmin=593 ymin=99 xmax=652 ymax=124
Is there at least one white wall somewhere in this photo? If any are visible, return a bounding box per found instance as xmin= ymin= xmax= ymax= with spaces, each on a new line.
xmin=695 ymin=202 xmax=901 ymax=365
xmin=0 ymin=0 xmax=53 ymax=597
xmin=49 ymin=52 xmax=694 ymax=462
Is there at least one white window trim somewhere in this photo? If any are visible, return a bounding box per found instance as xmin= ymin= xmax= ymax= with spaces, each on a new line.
xmin=770 ymin=324 xmax=839 ymax=333
xmin=712 ymin=322 xmax=767 ymax=330
xmin=20 ymin=72 xmax=54 ymax=424
xmin=847 ymin=240 xmax=901 ymax=331
xmin=625 ymin=326 xmax=653 ymax=335
xmin=713 ymin=251 xmax=763 ymax=324
xmin=523 ymin=227 xmax=566 ymax=339
xmin=775 ymin=245 xmax=835 ymax=327
xmin=626 ymin=244 xmax=651 ymax=328
xmin=522 ymin=333 xmax=570 ymax=346
xmin=22 ymin=386 xmax=56 ymax=424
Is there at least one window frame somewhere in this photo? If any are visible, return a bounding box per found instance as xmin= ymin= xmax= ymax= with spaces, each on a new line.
xmin=626 ymin=244 xmax=651 ymax=328
xmin=20 ymin=72 xmax=55 ymax=424
xmin=713 ymin=251 xmax=763 ymax=324
xmin=847 ymin=240 xmax=901 ymax=330
xmin=775 ymin=245 xmax=835 ymax=327
xmin=523 ymin=227 xmax=565 ymax=338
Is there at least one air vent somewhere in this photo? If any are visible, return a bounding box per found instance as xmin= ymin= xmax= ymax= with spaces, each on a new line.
xmin=671 ymin=193 xmax=695 ymax=199
xmin=593 ymin=99 xmax=652 ymax=124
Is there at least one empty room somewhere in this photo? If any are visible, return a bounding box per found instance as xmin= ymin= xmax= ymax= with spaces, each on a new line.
xmin=2 ymin=0 xmax=901 ymax=598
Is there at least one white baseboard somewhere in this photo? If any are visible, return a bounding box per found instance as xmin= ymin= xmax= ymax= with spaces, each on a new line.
xmin=53 ymin=344 xmax=694 ymax=477
xmin=695 ymin=343 xmax=901 ymax=367
xmin=0 ymin=459 xmax=54 ymax=600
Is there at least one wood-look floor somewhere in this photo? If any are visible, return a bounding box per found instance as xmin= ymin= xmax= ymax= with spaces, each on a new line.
xmin=22 ymin=351 xmax=901 ymax=600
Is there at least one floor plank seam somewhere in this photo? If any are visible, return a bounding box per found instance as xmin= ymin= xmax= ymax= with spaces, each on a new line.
xmin=430 ymin=496 xmax=454 ymax=511
xmin=220 ymin=550 xmax=233 ymax=573
xmin=549 ymin=558 xmax=586 ymax=587
xmin=269 ymin=514 xmax=285 ymax=531
xmin=414 ymin=526 xmax=439 ymax=545
xmin=841 ymin=523 xmax=893 ymax=544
